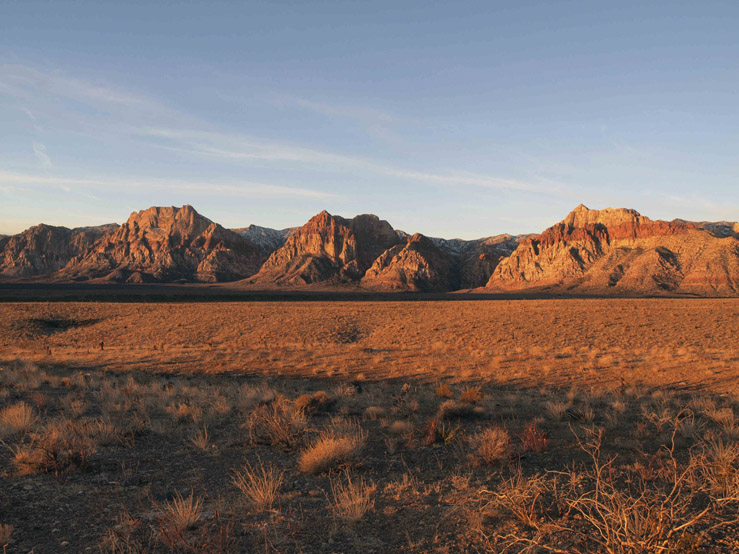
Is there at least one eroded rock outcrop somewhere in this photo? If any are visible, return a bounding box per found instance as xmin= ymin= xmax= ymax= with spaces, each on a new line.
xmin=0 ymin=224 xmax=116 ymax=278
xmin=361 ymin=233 xmax=457 ymax=291
xmin=487 ymin=204 xmax=739 ymax=295
xmin=62 ymin=205 xmax=265 ymax=282
xmin=250 ymin=211 xmax=399 ymax=285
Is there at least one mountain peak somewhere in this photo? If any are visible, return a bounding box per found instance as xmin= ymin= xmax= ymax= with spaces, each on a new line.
xmin=563 ymin=205 xmax=643 ymax=229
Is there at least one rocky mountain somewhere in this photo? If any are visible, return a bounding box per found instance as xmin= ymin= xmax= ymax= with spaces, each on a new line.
xmin=691 ymin=221 xmax=739 ymax=239
xmin=444 ymin=234 xmax=527 ymax=289
xmin=486 ymin=204 xmax=739 ymax=295
xmin=361 ymin=233 xmax=457 ymax=291
xmin=62 ymin=205 xmax=265 ymax=283
xmin=3 ymin=203 xmax=738 ymax=295
xmin=0 ymin=223 xmax=116 ymax=278
xmin=249 ymin=210 xmax=400 ymax=285
xmin=231 ymin=225 xmax=295 ymax=255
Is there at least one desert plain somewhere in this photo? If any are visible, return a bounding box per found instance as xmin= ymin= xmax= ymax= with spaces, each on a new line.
xmin=2 ymin=296 xmax=739 ymax=553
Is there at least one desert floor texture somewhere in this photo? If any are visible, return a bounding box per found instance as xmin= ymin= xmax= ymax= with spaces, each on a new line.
xmin=2 ymin=298 xmax=739 ymax=553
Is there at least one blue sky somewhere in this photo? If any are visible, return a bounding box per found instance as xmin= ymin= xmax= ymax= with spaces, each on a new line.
xmin=1 ymin=1 xmax=738 ymax=238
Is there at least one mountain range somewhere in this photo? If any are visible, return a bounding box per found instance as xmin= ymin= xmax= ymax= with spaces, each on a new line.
xmin=1 ymin=203 xmax=738 ymax=296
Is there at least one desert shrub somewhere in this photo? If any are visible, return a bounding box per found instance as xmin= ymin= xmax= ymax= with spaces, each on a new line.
xmin=12 ymin=419 xmax=96 ymax=475
xmin=0 ymin=524 xmax=13 ymax=548
xmin=245 ymin=398 xmax=307 ymax=448
xmin=85 ymin=417 xmax=128 ymax=447
xmin=294 ymin=391 xmax=335 ymax=415
xmin=363 ymin=406 xmax=385 ymax=420
xmin=0 ymin=402 xmax=36 ymax=438
xmin=459 ymin=387 xmax=483 ymax=404
xmin=488 ymin=423 xmax=739 ymax=554
xmin=231 ymin=458 xmax=283 ymax=511
xmin=470 ymin=426 xmax=511 ymax=464
xmin=435 ymin=384 xmax=454 ymax=398
xmin=236 ymin=383 xmax=276 ymax=409
xmin=329 ymin=473 xmax=375 ymax=523
xmin=165 ymin=402 xmax=202 ymax=424
xmin=188 ymin=426 xmax=210 ymax=451
xmin=423 ymin=417 xmax=461 ymax=445
xmin=519 ymin=421 xmax=547 ymax=453
xmin=389 ymin=420 xmax=414 ymax=436
xmin=484 ymin=466 xmax=546 ymax=527
xmin=438 ymin=399 xmax=476 ymax=419
xmin=298 ymin=420 xmax=365 ymax=474
xmin=61 ymin=396 xmax=88 ymax=418
xmin=159 ymin=491 xmax=202 ymax=532
xmin=544 ymin=400 xmax=569 ymax=420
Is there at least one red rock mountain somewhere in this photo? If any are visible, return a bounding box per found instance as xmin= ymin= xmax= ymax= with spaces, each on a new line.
xmin=361 ymin=233 xmax=457 ymax=291
xmin=62 ymin=205 xmax=265 ymax=283
xmin=487 ymin=204 xmax=739 ymax=295
xmin=3 ymin=203 xmax=738 ymax=295
xmin=250 ymin=211 xmax=399 ymax=285
xmin=0 ymin=224 xmax=116 ymax=278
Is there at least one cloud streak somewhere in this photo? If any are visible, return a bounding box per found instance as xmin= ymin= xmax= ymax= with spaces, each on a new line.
xmin=2 ymin=62 xmax=569 ymax=199
xmin=0 ymin=170 xmax=338 ymax=200
xmin=32 ymin=142 xmax=52 ymax=167
xmin=141 ymin=127 xmax=554 ymax=194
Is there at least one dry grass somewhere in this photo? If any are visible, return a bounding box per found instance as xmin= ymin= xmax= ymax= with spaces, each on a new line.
xmin=188 ymin=425 xmax=210 ymax=451
xmin=329 ymin=472 xmax=375 ymax=523
xmin=231 ymin=458 xmax=284 ymax=511
xmin=469 ymin=426 xmax=511 ymax=465
xmin=245 ymin=398 xmax=307 ymax=448
xmin=2 ymin=299 xmax=739 ymax=552
xmin=159 ymin=491 xmax=203 ymax=532
xmin=0 ymin=523 xmax=13 ymax=547
xmin=544 ymin=400 xmax=569 ymax=420
xmin=298 ymin=421 xmax=366 ymax=474
xmin=0 ymin=402 xmax=36 ymax=438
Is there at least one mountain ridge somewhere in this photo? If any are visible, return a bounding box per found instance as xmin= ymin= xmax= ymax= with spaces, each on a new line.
xmin=2 ymin=203 xmax=738 ymax=296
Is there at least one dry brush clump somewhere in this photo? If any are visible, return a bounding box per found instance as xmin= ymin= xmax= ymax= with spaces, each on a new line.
xmin=298 ymin=418 xmax=366 ymax=474
xmin=469 ymin=425 xmax=511 ymax=465
xmin=12 ymin=418 xmax=96 ymax=476
xmin=231 ymin=458 xmax=284 ymax=511
xmin=244 ymin=397 xmax=307 ymax=448
xmin=329 ymin=472 xmax=376 ymax=524
xmin=0 ymin=402 xmax=37 ymax=438
xmin=483 ymin=417 xmax=739 ymax=554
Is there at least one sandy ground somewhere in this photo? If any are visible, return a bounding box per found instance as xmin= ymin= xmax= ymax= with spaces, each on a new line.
xmin=2 ymin=298 xmax=738 ymax=391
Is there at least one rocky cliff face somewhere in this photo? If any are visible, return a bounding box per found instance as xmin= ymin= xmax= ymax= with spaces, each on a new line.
xmin=361 ymin=233 xmax=457 ymax=291
xmin=0 ymin=224 xmax=116 ymax=278
xmin=487 ymin=204 xmax=739 ymax=295
xmin=63 ymin=205 xmax=265 ymax=282
xmin=250 ymin=211 xmax=399 ymax=285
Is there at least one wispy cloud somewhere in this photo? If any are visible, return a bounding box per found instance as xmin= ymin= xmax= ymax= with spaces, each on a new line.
xmin=275 ymin=95 xmax=401 ymax=125
xmin=0 ymin=170 xmax=338 ymax=200
xmin=2 ymin=62 xmax=567 ymax=198
xmin=32 ymin=142 xmax=52 ymax=167
xmin=0 ymin=64 xmax=156 ymax=110
xmin=141 ymin=127 xmax=555 ymax=194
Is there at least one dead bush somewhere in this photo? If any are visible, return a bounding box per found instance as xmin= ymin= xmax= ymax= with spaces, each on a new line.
xmin=0 ymin=402 xmax=36 ymax=438
xmin=12 ymin=419 xmax=96 ymax=476
xmin=329 ymin=472 xmax=375 ymax=523
xmin=231 ymin=458 xmax=283 ymax=511
xmin=470 ymin=426 xmax=511 ymax=465
xmin=245 ymin=398 xmax=307 ymax=448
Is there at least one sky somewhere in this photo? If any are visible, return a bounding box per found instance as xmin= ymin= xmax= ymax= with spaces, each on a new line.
xmin=1 ymin=1 xmax=738 ymax=238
